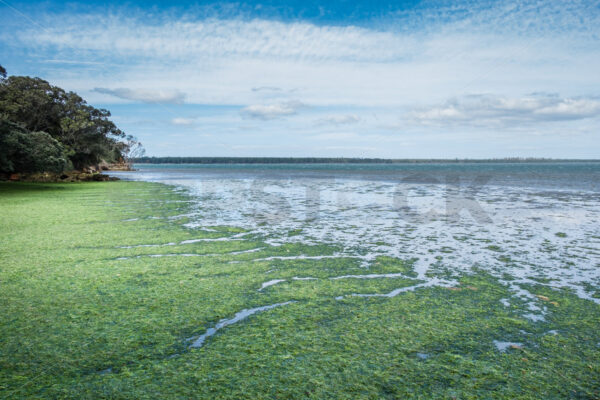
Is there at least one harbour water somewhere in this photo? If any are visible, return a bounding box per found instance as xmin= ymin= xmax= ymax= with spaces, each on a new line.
xmin=110 ymin=162 xmax=600 ymax=318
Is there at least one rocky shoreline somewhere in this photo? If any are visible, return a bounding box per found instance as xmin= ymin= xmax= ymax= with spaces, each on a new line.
xmin=1 ymin=170 xmax=119 ymax=182
xmin=0 ymin=162 xmax=133 ymax=182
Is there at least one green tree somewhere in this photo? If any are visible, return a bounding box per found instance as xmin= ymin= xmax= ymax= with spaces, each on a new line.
xmin=0 ymin=118 xmax=70 ymax=174
xmin=0 ymin=74 xmax=129 ymax=169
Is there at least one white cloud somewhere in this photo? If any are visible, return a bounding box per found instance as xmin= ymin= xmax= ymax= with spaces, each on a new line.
xmin=171 ymin=117 xmax=195 ymax=126
xmin=315 ymin=114 xmax=360 ymax=125
xmin=92 ymin=87 xmax=186 ymax=104
xmin=10 ymin=4 xmax=598 ymax=109
xmin=311 ymin=132 xmax=360 ymax=141
xmin=2 ymin=1 xmax=599 ymax=157
xmin=25 ymin=17 xmax=416 ymax=63
xmin=251 ymin=86 xmax=283 ymax=92
xmin=44 ymin=59 xmax=104 ymax=65
xmin=241 ymin=101 xmax=306 ymax=120
xmin=407 ymin=94 xmax=600 ymax=127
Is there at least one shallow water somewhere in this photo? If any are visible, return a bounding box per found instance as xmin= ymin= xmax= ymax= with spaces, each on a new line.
xmin=493 ymin=340 xmax=523 ymax=352
xmin=110 ymin=162 xmax=600 ymax=320
xmin=189 ymin=301 xmax=296 ymax=348
xmin=348 ymin=278 xmax=449 ymax=298
xmin=259 ymin=279 xmax=286 ymax=291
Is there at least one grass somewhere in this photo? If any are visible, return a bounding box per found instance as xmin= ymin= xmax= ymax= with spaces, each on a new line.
xmin=1 ymin=181 xmax=599 ymax=399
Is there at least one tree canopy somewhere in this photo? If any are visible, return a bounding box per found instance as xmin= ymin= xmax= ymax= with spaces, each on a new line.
xmin=0 ymin=65 xmax=141 ymax=174
xmin=0 ymin=119 xmax=69 ymax=173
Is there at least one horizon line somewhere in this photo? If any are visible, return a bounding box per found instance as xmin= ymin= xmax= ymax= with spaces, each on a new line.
xmin=132 ymin=157 xmax=600 ymax=164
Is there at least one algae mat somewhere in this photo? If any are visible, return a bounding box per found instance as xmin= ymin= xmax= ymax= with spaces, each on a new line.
xmin=0 ymin=181 xmax=598 ymax=399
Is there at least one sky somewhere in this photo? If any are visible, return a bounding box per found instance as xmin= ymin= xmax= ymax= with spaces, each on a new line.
xmin=1 ymin=0 xmax=599 ymax=158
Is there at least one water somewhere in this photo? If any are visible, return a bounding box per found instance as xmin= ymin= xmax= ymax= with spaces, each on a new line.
xmin=111 ymin=162 xmax=600 ymax=191
xmin=259 ymin=279 xmax=286 ymax=291
xmin=110 ymin=162 xmax=600 ymax=316
xmin=493 ymin=341 xmax=523 ymax=352
xmin=189 ymin=302 xmax=296 ymax=348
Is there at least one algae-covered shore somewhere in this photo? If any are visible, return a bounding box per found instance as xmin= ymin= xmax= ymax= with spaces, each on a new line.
xmin=0 ymin=181 xmax=599 ymax=399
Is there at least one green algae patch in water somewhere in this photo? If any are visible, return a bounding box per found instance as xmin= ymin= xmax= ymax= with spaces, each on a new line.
xmin=0 ymin=181 xmax=599 ymax=399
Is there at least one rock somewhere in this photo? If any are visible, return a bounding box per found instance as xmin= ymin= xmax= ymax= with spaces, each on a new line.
xmin=92 ymin=174 xmax=111 ymax=181
xmin=3 ymin=170 xmax=119 ymax=183
xmin=106 ymin=162 xmax=134 ymax=171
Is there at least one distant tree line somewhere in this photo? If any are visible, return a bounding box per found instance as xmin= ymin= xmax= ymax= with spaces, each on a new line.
xmin=133 ymin=157 xmax=399 ymax=164
xmin=133 ymin=157 xmax=594 ymax=164
xmin=0 ymin=65 xmax=142 ymax=175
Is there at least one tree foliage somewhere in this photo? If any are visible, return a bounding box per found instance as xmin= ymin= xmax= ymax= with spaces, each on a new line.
xmin=0 ymin=119 xmax=70 ymax=173
xmin=0 ymin=65 xmax=142 ymax=173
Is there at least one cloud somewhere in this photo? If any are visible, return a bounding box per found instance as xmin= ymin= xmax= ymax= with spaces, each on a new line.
xmin=171 ymin=117 xmax=195 ymax=126
xmin=315 ymin=114 xmax=360 ymax=125
xmin=7 ymin=3 xmax=599 ymax=109
xmin=2 ymin=1 xmax=599 ymax=157
xmin=24 ymin=17 xmax=416 ymax=63
xmin=92 ymin=87 xmax=186 ymax=104
xmin=251 ymin=86 xmax=283 ymax=92
xmin=241 ymin=100 xmax=306 ymax=120
xmin=407 ymin=94 xmax=600 ymax=128
xmin=312 ymin=132 xmax=360 ymax=141
xmin=44 ymin=59 xmax=104 ymax=65
xmin=19 ymin=2 xmax=599 ymax=64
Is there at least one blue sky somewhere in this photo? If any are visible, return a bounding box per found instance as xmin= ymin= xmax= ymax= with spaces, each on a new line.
xmin=1 ymin=0 xmax=599 ymax=158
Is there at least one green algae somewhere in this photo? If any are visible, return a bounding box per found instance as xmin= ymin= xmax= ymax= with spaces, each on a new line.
xmin=0 ymin=181 xmax=599 ymax=399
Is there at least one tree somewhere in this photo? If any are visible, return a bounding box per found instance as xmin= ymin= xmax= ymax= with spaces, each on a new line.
xmin=0 ymin=118 xmax=70 ymax=174
xmin=0 ymin=65 xmax=6 ymax=80
xmin=58 ymin=91 xmax=126 ymax=168
xmin=0 ymin=74 xmax=132 ymax=170
xmin=0 ymin=76 xmax=66 ymax=134
xmin=120 ymin=135 xmax=146 ymax=163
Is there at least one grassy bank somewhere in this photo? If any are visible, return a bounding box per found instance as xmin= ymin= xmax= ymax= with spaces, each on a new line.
xmin=0 ymin=182 xmax=598 ymax=399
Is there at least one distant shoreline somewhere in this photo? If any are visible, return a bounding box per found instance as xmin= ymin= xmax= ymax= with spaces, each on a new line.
xmin=133 ymin=157 xmax=600 ymax=164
